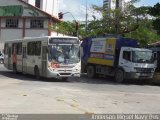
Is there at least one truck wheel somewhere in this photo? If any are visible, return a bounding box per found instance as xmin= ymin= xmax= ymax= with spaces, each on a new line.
xmin=115 ymin=69 xmax=124 ymax=83
xmin=87 ymin=65 xmax=95 ymax=78
xmin=34 ymin=67 xmax=40 ymax=80
xmin=13 ymin=64 xmax=17 ymax=74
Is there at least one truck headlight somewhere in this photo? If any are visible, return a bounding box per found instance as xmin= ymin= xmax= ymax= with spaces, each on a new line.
xmin=72 ymin=69 xmax=79 ymax=72
xmin=151 ymin=68 xmax=155 ymax=72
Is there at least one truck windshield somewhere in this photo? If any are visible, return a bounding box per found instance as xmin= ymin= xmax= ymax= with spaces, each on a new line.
xmin=132 ymin=51 xmax=154 ymax=63
xmin=48 ymin=44 xmax=80 ymax=64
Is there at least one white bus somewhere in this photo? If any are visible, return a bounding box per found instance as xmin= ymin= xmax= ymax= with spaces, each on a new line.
xmin=4 ymin=36 xmax=81 ymax=80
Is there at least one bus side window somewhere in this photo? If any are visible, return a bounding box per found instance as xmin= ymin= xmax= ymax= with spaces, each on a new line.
xmin=12 ymin=43 xmax=17 ymax=54
xmin=23 ymin=47 xmax=27 ymax=58
xmin=27 ymin=42 xmax=35 ymax=55
xmin=4 ymin=43 xmax=8 ymax=55
xmin=17 ymin=43 xmax=22 ymax=55
xmin=11 ymin=43 xmax=22 ymax=55
xmin=42 ymin=46 xmax=47 ymax=60
xmin=35 ymin=41 xmax=41 ymax=56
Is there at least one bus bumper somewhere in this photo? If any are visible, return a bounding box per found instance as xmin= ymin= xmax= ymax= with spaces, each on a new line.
xmin=47 ymin=69 xmax=81 ymax=78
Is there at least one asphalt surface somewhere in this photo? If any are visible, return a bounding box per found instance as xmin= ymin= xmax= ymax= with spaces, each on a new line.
xmin=0 ymin=64 xmax=160 ymax=114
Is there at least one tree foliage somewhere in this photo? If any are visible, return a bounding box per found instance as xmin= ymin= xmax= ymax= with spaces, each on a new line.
xmin=50 ymin=21 xmax=78 ymax=37
xmin=148 ymin=3 xmax=160 ymax=34
xmin=125 ymin=19 xmax=160 ymax=46
xmin=89 ymin=3 xmax=142 ymax=35
xmin=88 ymin=2 xmax=160 ymax=46
xmin=49 ymin=1 xmax=160 ymax=46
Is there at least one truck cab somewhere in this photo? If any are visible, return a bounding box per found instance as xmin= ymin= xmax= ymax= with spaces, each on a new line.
xmin=116 ymin=47 xmax=156 ymax=82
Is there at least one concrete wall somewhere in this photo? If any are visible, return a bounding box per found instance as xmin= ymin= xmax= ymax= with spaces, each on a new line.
xmin=1 ymin=30 xmax=23 ymax=42
xmin=41 ymin=0 xmax=58 ymax=17
xmin=28 ymin=0 xmax=36 ymax=6
xmin=25 ymin=30 xmax=48 ymax=37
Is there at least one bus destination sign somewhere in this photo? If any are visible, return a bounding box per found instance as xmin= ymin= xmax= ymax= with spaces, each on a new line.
xmin=49 ymin=38 xmax=79 ymax=44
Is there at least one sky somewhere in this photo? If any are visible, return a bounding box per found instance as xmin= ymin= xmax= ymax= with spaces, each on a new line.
xmin=58 ymin=0 xmax=160 ymax=21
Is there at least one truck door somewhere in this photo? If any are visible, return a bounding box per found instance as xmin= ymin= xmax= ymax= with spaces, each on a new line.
xmin=119 ymin=50 xmax=132 ymax=72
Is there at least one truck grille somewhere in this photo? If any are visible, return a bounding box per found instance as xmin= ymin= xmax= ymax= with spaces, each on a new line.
xmin=135 ymin=68 xmax=153 ymax=73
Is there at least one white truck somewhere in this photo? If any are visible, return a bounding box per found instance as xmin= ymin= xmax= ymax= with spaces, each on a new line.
xmin=81 ymin=36 xmax=156 ymax=83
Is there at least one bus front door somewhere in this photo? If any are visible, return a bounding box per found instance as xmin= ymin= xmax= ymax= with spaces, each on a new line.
xmin=8 ymin=46 xmax=12 ymax=69
xmin=22 ymin=46 xmax=27 ymax=73
xmin=41 ymin=46 xmax=48 ymax=77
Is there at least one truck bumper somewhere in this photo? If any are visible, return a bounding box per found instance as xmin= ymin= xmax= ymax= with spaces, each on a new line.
xmin=125 ymin=72 xmax=154 ymax=80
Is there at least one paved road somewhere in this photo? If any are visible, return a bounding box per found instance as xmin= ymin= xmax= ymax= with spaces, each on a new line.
xmin=0 ymin=64 xmax=160 ymax=114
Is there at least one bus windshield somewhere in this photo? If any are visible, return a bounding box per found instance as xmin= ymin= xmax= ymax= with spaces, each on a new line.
xmin=48 ymin=44 xmax=80 ymax=64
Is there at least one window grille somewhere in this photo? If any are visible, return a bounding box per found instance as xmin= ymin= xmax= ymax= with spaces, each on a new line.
xmin=6 ymin=19 xmax=19 ymax=28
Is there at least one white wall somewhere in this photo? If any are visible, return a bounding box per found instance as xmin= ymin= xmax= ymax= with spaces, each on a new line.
xmin=25 ymin=29 xmax=48 ymax=37
xmin=22 ymin=0 xmax=59 ymax=17
xmin=28 ymin=0 xmax=36 ymax=6
xmin=25 ymin=0 xmax=58 ymax=17
xmin=41 ymin=0 xmax=58 ymax=17
xmin=1 ymin=29 xmax=23 ymax=42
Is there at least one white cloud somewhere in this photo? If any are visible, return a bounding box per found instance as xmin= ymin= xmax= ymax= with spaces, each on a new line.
xmin=58 ymin=0 xmax=102 ymax=21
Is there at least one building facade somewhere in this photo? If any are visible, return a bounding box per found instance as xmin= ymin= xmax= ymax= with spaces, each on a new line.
xmin=103 ymin=0 xmax=115 ymax=11
xmin=22 ymin=0 xmax=58 ymax=17
xmin=103 ymin=0 xmax=124 ymax=13
xmin=0 ymin=0 xmax=60 ymax=51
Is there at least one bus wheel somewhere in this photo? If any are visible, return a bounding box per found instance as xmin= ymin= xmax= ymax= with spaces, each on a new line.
xmin=115 ymin=69 xmax=124 ymax=83
xmin=0 ymin=59 xmax=4 ymax=64
xmin=87 ymin=65 xmax=95 ymax=78
xmin=34 ymin=67 xmax=40 ymax=80
xmin=13 ymin=64 xmax=17 ymax=74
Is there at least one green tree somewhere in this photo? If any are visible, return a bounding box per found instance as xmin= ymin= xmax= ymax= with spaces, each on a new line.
xmin=89 ymin=0 xmax=143 ymax=36
xmin=50 ymin=21 xmax=80 ymax=37
xmin=148 ymin=3 xmax=160 ymax=34
xmin=89 ymin=1 xmax=160 ymax=46
xmin=125 ymin=19 xmax=160 ymax=46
